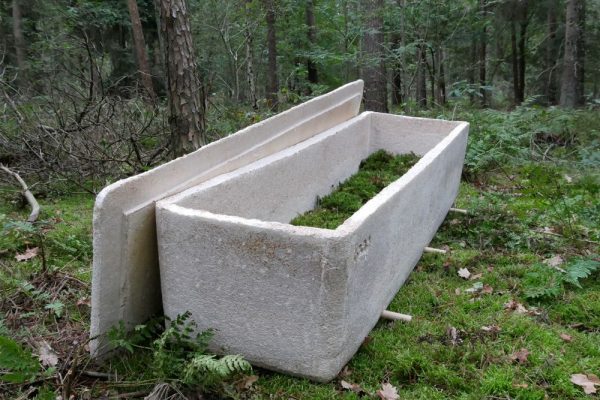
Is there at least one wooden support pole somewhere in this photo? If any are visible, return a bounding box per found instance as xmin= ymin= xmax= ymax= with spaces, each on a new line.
xmin=381 ymin=310 xmax=412 ymax=322
xmin=449 ymin=207 xmax=468 ymax=214
xmin=424 ymin=246 xmax=447 ymax=254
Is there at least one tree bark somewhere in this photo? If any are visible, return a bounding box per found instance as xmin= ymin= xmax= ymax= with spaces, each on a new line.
xmin=560 ymin=0 xmax=585 ymax=107
xmin=244 ymin=0 xmax=258 ymax=109
xmin=517 ymin=10 xmax=528 ymax=103
xmin=436 ymin=47 xmax=446 ymax=106
xmin=510 ymin=19 xmax=520 ymax=104
xmin=545 ymin=0 xmax=559 ymax=104
xmin=361 ymin=0 xmax=388 ymax=112
xmin=12 ymin=0 xmax=25 ymax=74
xmin=158 ymin=0 xmax=206 ymax=156
xmin=416 ymin=44 xmax=427 ymax=108
xmin=127 ymin=0 xmax=156 ymax=101
xmin=264 ymin=0 xmax=279 ymax=110
xmin=479 ymin=0 xmax=488 ymax=107
xmin=306 ymin=0 xmax=318 ymax=85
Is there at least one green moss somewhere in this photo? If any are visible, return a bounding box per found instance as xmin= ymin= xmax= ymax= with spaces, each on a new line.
xmin=290 ymin=150 xmax=420 ymax=229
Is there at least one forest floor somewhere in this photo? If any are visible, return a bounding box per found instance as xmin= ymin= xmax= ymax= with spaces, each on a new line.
xmin=0 ymin=106 xmax=598 ymax=399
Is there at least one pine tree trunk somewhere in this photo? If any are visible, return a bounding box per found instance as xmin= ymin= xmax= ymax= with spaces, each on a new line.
xmin=416 ymin=44 xmax=427 ymax=108
xmin=545 ymin=1 xmax=559 ymax=105
xmin=158 ymin=0 xmax=206 ymax=156
xmin=361 ymin=0 xmax=388 ymax=112
xmin=127 ymin=0 xmax=156 ymax=101
xmin=12 ymin=0 xmax=25 ymax=75
xmin=264 ymin=0 xmax=279 ymax=110
xmin=479 ymin=0 xmax=487 ymax=107
xmin=306 ymin=0 xmax=318 ymax=85
xmin=244 ymin=0 xmax=258 ymax=110
xmin=510 ymin=19 xmax=520 ymax=105
xmin=436 ymin=47 xmax=446 ymax=106
xmin=517 ymin=12 xmax=528 ymax=103
xmin=560 ymin=0 xmax=585 ymax=108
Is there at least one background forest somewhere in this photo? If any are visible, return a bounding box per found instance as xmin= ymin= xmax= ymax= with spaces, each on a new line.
xmin=0 ymin=0 xmax=599 ymax=399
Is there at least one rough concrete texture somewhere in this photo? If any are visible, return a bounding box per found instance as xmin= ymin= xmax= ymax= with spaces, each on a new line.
xmin=156 ymin=112 xmax=469 ymax=381
xmin=90 ymin=81 xmax=364 ymax=356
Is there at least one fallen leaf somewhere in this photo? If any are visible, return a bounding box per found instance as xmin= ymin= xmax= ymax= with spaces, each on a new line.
xmin=504 ymin=300 xmax=528 ymax=314
xmin=454 ymin=288 xmax=461 ymax=295
xmin=76 ymin=297 xmax=91 ymax=307
xmin=236 ymin=375 xmax=258 ymax=390
xmin=487 ymin=266 xmax=495 ymax=272
xmin=465 ymin=282 xmax=484 ymax=293
xmin=560 ymin=333 xmax=573 ymax=342
xmin=15 ymin=247 xmax=39 ymax=262
xmin=37 ymin=340 xmax=58 ymax=367
xmin=510 ymin=348 xmax=529 ymax=364
xmin=481 ymin=284 xmax=494 ymax=294
xmin=564 ymin=174 xmax=573 ymax=183
xmin=571 ymin=373 xmax=600 ymax=395
xmin=458 ymin=268 xmax=471 ymax=279
xmin=447 ymin=326 xmax=461 ymax=346
xmin=376 ymin=382 xmax=399 ymax=400
xmin=543 ymin=255 xmax=566 ymax=272
xmin=470 ymin=273 xmax=483 ymax=281
xmin=341 ymin=380 xmax=364 ymax=394
xmin=481 ymin=325 xmax=501 ymax=334
xmin=338 ymin=365 xmax=352 ymax=378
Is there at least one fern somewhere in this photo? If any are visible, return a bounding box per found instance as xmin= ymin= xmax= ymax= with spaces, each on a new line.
xmin=183 ymin=354 xmax=251 ymax=385
xmin=562 ymin=258 xmax=600 ymax=288
xmin=523 ymin=270 xmax=563 ymax=300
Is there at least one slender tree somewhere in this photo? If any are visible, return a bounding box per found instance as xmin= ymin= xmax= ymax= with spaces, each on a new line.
xmin=479 ymin=0 xmax=488 ymax=107
xmin=264 ymin=0 xmax=279 ymax=110
xmin=361 ymin=0 xmax=387 ymax=112
xmin=416 ymin=43 xmax=427 ymax=108
xmin=306 ymin=0 xmax=318 ymax=85
xmin=244 ymin=0 xmax=258 ymax=109
xmin=560 ymin=0 xmax=586 ymax=107
xmin=545 ymin=0 xmax=559 ymax=104
xmin=158 ymin=0 xmax=206 ymax=156
xmin=12 ymin=0 xmax=25 ymax=75
xmin=127 ymin=0 xmax=156 ymax=100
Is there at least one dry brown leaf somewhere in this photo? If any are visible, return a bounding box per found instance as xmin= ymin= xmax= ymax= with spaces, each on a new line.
xmin=571 ymin=373 xmax=600 ymax=395
xmin=341 ymin=380 xmax=364 ymax=394
xmin=510 ymin=348 xmax=529 ymax=364
xmin=15 ymin=247 xmax=39 ymax=262
xmin=504 ymin=300 xmax=528 ymax=314
xmin=37 ymin=340 xmax=58 ymax=367
xmin=470 ymin=273 xmax=483 ymax=281
xmin=481 ymin=325 xmax=501 ymax=334
xmin=454 ymin=288 xmax=461 ymax=295
xmin=481 ymin=284 xmax=494 ymax=295
xmin=458 ymin=268 xmax=471 ymax=279
xmin=560 ymin=333 xmax=573 ymax=342
xmin=376 ymin=382 xmax=400 ymax=400
xmin=447 ymin=326 xmax=461 ymax=346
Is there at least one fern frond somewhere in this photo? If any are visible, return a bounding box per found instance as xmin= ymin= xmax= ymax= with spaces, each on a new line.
xmin=221 ymin=354 xmax=252 ymax=374
xmin=562 ymin=259 xmax=600 ymax=288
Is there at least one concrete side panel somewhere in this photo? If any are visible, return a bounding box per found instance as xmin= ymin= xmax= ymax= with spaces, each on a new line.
xmin=90 ymin=80 xmax=364 ymax=356
xmin=155 ymin=206 xmax=349 ymax=381
xmin=341 ymin=117 xmax=469 ymax=361
xmin=164 ymin=114 xmax=372 ymax=223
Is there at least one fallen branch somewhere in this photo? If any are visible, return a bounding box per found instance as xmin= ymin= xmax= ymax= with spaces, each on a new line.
xmin=0 ymin=164 xmax=40 ymax=222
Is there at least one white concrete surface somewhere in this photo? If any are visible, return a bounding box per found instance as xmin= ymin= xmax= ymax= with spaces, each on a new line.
xmin=90 ymin=81 xmax=364 ymax=356
xmin=156 ymin=112 xmax=469 ymax=381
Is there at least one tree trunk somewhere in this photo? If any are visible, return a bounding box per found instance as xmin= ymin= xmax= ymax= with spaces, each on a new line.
xmin=244 ymin=0 xmax=258 ymax=109
xmin=545 ymin=0 xmax=559 ymax=104
xmin=127 ymin=0 xmax=156 ymax=101
xmin=510 ymin=19 xmax=520 ymax=105
xmin=361 ymin=0 xmax=387 ymax=112
xmin=306 ymin=0 xmax=318 ymax=85
xmin=517 ymin=12 xmax=528 ymax=103
xmin=436 ymin=47 xmax=446 ymax=106
xmin=12 ymin=0 xmax=25 ymax=74
xmin=416 ymin=44 xmax=427 ymax=108
xmin=479 ymin=0 xmax=487 ymax=107
xmin=158 ymin=0 xmax=206 ymax=156
xmin=560 ymin=0 xmax=585 ymax=108
xmin=391 ymin=35 xmax=402 ymax=105
xmin=264 ymin=0 xmax=279 ymax=110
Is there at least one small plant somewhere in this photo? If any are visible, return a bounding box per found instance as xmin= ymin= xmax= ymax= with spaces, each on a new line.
xmin=108 ymin=312 xmax=251 ymax=391
xmin=523 ymin=257 xmax=599 ymax=300
xmin=0 ymin=336 xmax=42 ymax=383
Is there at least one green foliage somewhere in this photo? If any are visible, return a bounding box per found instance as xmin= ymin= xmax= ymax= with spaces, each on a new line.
xmin=291 ymin=150 xmax=420 ymax=229
xmin=523 ymin=257 xmax=600 ymax=300
xmin=108 ymin=312 xmax=250 ymax=391
xmin=0 ymin=336 xmax=40 ymax=383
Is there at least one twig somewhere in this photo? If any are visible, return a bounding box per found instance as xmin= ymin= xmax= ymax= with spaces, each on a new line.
xmin=0 ymin=164 xmax=40 ymax=222
xmin=82 ymin=370 xmax=115 ymax=379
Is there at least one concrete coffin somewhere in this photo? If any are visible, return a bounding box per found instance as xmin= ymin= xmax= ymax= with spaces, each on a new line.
xmin=156 ymin=112 xmax=469 ymax=381
xmin=90 ymin=81 xmax=364 ymax=356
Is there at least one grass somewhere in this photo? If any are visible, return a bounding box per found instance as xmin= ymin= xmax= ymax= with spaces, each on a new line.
xmin=0 ymin=107 xmax=599 ymax=399
xmin=290 ymin=150 xmax=420 ymax=229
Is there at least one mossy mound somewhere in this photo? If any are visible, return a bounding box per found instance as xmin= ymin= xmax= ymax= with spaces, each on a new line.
xmin=290 ymin=149 xmax=420 ymax=229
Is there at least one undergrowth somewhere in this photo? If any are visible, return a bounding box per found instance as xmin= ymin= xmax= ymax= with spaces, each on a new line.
xmin=290 ymin=150 xmax=421 ymax=229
